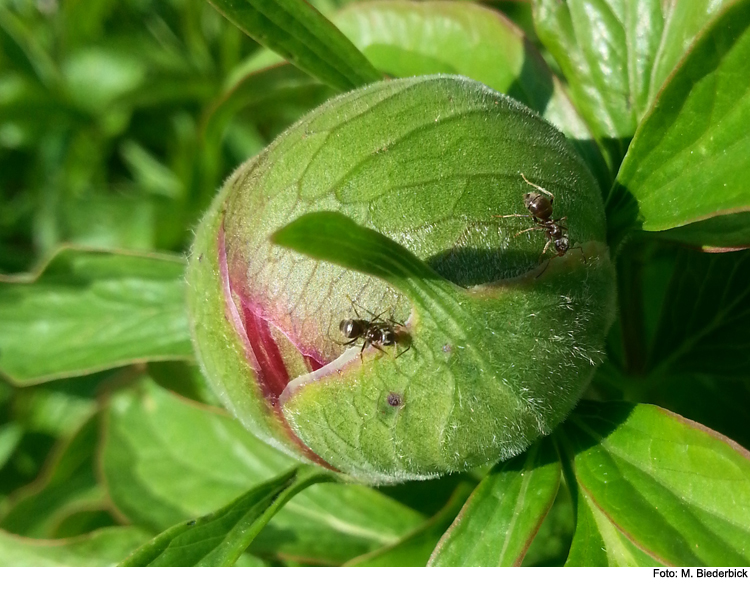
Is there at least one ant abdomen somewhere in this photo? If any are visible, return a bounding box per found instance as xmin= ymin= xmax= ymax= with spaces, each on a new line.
xmin=340 ymin=318 xmax=366 ymax=339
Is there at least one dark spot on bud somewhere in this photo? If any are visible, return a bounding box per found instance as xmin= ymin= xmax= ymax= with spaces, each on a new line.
xmin=443 ymin=344 xmax=452 ymax=353
xmin=187 ymin=519 xmax=196 ymax=526
xmin=198 ymin=253 xmax=204 ymax=263
xmin=387 ymin=392 xmax=403 ymax=407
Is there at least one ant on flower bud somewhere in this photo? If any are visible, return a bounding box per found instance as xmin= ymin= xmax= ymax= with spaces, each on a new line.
xmin=338 ymin=301 xmax=411 ymax=358
xmin=495 ymin=173 xmax=585 ymax=276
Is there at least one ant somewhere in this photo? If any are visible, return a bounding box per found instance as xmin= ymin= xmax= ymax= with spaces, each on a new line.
xmin=338 ymin=302 xmax=411 ymax=358
xmin=495 ymin=173 xmax=584 ymax=275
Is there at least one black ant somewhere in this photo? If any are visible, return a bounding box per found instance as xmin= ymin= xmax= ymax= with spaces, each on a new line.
xmin=338 ymin=303 xmax=411 ymax=358
xmin=495 ymin=173 xmax=584 ymax=275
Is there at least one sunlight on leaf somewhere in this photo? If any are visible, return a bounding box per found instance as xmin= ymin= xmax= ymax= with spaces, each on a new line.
xmin=333 ymin=1 xmax=609 ymax=190
xmin=609 ymin=1 xmax=750 ymax=247
xmin=566 ymin=490 xmax=662 ymax=566
xmin=428 ymin=438 xmax=561 ymax=567
xmin=0 ymin=527 xmax=149 ymax=567
xmin=560 ymin=401 xmax=750 ymax=566
xmin=207 ymin=0 xmax=380 ymax=91
xmin=120 ymin=467 xmax=333 ymax=567
xmin=0 ymin=248 xmax=192 ymax=385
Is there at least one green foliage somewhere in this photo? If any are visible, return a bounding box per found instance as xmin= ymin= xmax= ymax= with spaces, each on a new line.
xmin=0 ymin=248 xmax=192 ymax=385
xmin=346 ymin=483 xmax=474 ymax=567
xmin=428 ymin=438 xmax=561 ymax=567
xmin=332 ymin=1 xmax=609 ymax=190
xmin=0 ymin=527 xmax=150 ymax=567
xmin=121 ymin=466 xmax=334 ymax=567
xmin=648 ymin=250 xmax=750 ymax=376
xmin=0 ymin=415 xmax=107 ymax=538
xmin=561 ymin=402 xmax=750 ymax=566
xmin=101 ymin=377 xmax=425 ymax=564
xmin=207 ymin=0 xmax=380 ymax=90
xmin=0 ymin=0 xmax=749 ymax=567
xmin=609 ymin=0 xmax=750 ymax=248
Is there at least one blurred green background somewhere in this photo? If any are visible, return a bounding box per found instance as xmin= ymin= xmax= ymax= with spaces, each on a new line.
xmin=0 ymin=0 xmax=358 ymax=275
xmin=0 ymin=0 xmax=338 ymax=518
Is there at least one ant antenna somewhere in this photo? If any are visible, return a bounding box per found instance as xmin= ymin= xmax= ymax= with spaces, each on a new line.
xmin=346 ymin=294 xmax=390 ymax=322
xmin=572 ymin=245 xmax=588 ymax=264
xmin=346 ymin=294 xmax=362 ymax=318
xmin=520 ymin=173 xmax=554 ymax=199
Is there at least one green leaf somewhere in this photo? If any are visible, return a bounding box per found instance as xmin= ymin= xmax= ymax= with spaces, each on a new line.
xmin=648 ymin=1 xmax=737 ymax=102
xmin=198 ymin=62 xmax=328 ymax=213
xmin=50 ymin=509 xmax=119 ymax=540
xmin=522 ymin=479 xmax=575 ymax=566
xmin=1 ymin=415 xmax=107 ymax=538
xmin=654 ymin=213 xmax=750 ymax=252
xmin=206 ymin=0 xmax=380 ymax=91
xmin=147 ymin=361 xmax=221 ymax=407
xmin=210 ymin=63 xmax=321 ymax=132
xmin=0 ymin=527 xmax=150 ymax=567
xmin=102 ymin=378 xmax=425 ymax=564
xmin=0 ymin=247 xmax=192 ymax=385
xmin=608 ymin=0 xmax=750 ymax=247
xmin=560 ymin=401 xmax=750 ymax=566
xmin=120 ymin=466 xmax=332 ymax=567
xmin=346 ymin=483 xmax=473 ymax=567
xmin=645 ymin=375 xmax=750 ymax=452
xmin=648 ymin=251 xmax=750 ymax=376
xmin=272 ymin=211 xmax=445 ymax=298
xmin=428 ymin=438 xmax=561 ymax=567
xmin=0 ymin=5 xmax=59 ymax=89
xmin=531 ymin=0 xmax=659 ymax=168
xmin=12 ymin=375 xmax=101 ymax=439
xmin=0 ymin=424 xmax=22 ymax=470
xmin=332 ymin=0 xmax=609 ymax=190
xmin=62 ymin=48 xmax=146 ymax=115
xmin=119 ymin=140 xmax=182 ymax=199
xmin=566 ymin=488 xmax=663 ymax=566
xmin=45 ymin=191 xmax=165 ymax=253
xmin=531 ymin=1 xmax=736 ymax=173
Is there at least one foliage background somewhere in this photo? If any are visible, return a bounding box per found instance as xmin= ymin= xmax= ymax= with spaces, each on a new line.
xmin=0 ymin=0 xmax=749 ymax=566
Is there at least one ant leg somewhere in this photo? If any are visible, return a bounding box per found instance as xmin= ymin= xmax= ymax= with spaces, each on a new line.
xmin=539 ymin=238 xmax=554 ymax=260
xmin=572 ymin=245 xmax=588 ymax=263
xmin=494 ymin=213 xmax=531 ymax=219
xmin=370 ymin=310 xmax=388 ymax=323
xmin=347 ymin=296 xmax=361 ymax=319
xmin=395 ymin=342 xmax=412 ymax=359
xmin=390 ymin=318 xmax=409 ymax=331
xmin=513 ymin=227 xmax=541 ymax=238
xmin=328 ymin=326 xmax=358 ymax=347
xmin=535 ymin=258 xmax=552 ymax=279
xmin=520 ymin=173 xmax=555 ymax=201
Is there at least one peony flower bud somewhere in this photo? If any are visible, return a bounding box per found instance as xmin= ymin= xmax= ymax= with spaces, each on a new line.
xmin=187 ymin=75 xmax=616 ymax=483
